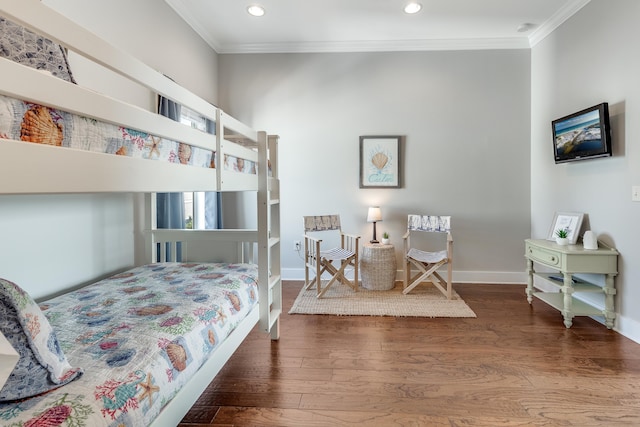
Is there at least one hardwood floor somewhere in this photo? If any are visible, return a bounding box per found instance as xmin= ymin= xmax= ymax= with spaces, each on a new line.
xmin=179 ymin=281 xmax=640 ymax=426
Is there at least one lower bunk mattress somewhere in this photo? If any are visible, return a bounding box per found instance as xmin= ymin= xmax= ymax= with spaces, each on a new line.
xmin=0 ymin=262 xmax=259 ymax=426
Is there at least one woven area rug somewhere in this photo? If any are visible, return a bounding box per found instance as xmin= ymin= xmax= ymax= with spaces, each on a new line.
xmin=289 ymin=282 xmax=476 ymax=317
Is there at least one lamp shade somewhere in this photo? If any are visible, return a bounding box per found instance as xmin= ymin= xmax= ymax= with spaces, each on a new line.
xmin=367 ymin=206 xmax=382 ymax=222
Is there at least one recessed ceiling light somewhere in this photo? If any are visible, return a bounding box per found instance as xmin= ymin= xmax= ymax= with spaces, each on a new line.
xmin=517 ymin=23 xmax=536 ymax=33
xmin=404 ymin=2 xmax=422 ymax=14
xmin=247 ymin=5 xmax=265 ymax=17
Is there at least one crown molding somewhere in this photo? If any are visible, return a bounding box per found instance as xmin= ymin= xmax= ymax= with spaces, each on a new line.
xmin=164 ymin=0 xmax=222 ymax=53
xmin=528 ymin=0 xmax=591 ymax=47
xmin=217 ymin=37 xmax=531 ymax=54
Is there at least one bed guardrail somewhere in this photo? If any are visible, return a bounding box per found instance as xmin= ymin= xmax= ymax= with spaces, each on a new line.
xmin=146 ymin=229 xmax=259 ymax=264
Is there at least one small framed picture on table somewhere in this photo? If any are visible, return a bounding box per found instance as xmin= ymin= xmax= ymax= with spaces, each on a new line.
xmin=547 ymin=212 xmax=584 ymax=244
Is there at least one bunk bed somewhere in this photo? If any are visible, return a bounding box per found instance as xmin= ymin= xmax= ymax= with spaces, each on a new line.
xmin=0 ymin=1 xmax=282 ymax=426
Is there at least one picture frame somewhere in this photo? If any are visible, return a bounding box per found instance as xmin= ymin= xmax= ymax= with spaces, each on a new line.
xmin=359 ymin=135 xmax=401 ymax=188
xmin=547 ymin=211 xmax=584 ymax=244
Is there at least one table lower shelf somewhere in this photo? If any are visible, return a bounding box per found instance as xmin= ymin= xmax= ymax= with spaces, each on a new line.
xmin=533 ymin=292 xmax=604 ymax=316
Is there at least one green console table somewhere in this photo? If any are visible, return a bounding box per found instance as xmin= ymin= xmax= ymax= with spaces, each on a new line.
xmin=525 ymin=238 xmax=619 ymax=329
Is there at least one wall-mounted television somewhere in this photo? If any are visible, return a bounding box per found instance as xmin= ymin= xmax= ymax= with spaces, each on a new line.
xmin=552 ymin=102 xmax=612 ymax=164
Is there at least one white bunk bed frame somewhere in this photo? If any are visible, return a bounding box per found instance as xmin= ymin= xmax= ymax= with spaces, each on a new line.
xmin=0 ymin=1 xmax=281 ymax=426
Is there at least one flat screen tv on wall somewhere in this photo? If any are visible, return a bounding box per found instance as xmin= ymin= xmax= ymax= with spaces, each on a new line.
xmin=551 ymin=102 xmax=612 ymax=164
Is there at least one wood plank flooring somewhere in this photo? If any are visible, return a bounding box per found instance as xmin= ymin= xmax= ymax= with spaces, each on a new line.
xmin=179 ymin=281 xmax=640 ymax=426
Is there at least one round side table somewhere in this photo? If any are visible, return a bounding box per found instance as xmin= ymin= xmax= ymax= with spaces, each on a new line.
xmin=360 ymin=243 xmax=397 ymax=290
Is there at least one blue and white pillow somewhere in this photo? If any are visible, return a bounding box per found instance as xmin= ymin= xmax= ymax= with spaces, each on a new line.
xmin=0 ymin=17 xmax=76 ymax=83
xmin=0 ymin=278 xmax=82 ymax=402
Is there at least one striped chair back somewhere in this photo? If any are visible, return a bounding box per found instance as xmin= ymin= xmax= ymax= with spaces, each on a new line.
xmin=304 ymin=215 xmax=342 ymax=232
xmin=407 ymin=215 xmax=451 ymax=232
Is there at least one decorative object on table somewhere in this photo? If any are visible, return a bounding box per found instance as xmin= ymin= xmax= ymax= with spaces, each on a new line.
xmin=583 ymin=230 xmax=598 ymax=250
xmin=381 ymin=232 xmax=390 ymax=245
xmin=403 ymin=214 xmax=453 ymax=299
xmin=547 ymin=211 xmax=584 ymax=245
xmin=555 ymin=228 xmax=569 ymax=245
xmin=303 ymin=215 xmax=361 ymax=298
xmin=360 ymin=242 xmax=396 ymax=290
xmin=366 ymin=206 xmax=382 ymax=243
xmin=359 ymin=135 xmax=401 ymax=188
xmin=289 ymin=281 xmax=475 ymax=318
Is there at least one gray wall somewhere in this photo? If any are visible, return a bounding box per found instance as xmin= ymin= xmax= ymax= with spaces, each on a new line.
xmin=531 ymin=0 xmax=640 ymax=340
xmin=218 ymin=50 xmax=531 ymax=283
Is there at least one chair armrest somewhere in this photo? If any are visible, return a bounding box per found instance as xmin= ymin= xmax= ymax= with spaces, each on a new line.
xmin=304 ymin=235 xmax=322 ymax=245
xmin=403 ymin=230 xmax=410 ymax=254
xmin=303 ymin=235 xmax=322 ymax=264
xmin=341 ymin=232 xmax=360 ymax=241
xmin=303 ymin=235 xmax=322 ymax=255
xmin=340 ymin=232 xmax=360 ymax=254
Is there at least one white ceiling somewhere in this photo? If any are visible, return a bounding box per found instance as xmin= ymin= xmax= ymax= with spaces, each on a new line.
xmin=165 ymin=0 xmax=591 ymax=54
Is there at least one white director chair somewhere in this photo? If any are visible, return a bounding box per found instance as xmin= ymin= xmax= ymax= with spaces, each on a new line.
xmin=303 ymin=215 xmax=360 ymax=298
xmin=403 ymin=214 xmax=453 ymax=299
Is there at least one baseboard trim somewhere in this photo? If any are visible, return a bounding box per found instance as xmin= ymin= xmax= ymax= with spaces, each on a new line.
xmin=615 ymin=314 xmax=640 ymax=344
xmin=282 ymin=268 xmax=527 ymax=285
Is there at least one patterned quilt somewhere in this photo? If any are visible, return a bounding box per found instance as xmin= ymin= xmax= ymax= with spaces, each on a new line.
xmin=0 ymin=95 xmax=259 ymax=174
xmin=0 ymin=263 xmax=259 ymax=426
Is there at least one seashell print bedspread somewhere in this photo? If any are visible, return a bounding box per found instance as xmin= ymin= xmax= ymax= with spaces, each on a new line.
xmin=0 ymin=262 xmax=259 ymax=426
xmin=0 ymin=95 xmax=259 ymax=174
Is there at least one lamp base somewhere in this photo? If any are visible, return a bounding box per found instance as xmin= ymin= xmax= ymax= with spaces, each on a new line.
xmin=370 ymin=221 xmax=379 ymax=245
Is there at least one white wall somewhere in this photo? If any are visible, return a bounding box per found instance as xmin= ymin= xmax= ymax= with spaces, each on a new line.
xmin=0 ymin=0 xmax=219 ymax=299
xmin=217 ymin=50 xmax=532 ymax=283
xmin=44 ymin=0 xmax=219 ymax=108
xmin=531 ymin=0 xmax=640 ymax=340
xmin=0 ymin=194 xmax=133 ymax=300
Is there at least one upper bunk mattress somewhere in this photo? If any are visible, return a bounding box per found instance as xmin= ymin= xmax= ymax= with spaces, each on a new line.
xmin=0 ymin=262 xmax=258 ymax=426
xmin=0 ymin=94 xmax=214 ymax=168
xmin=0 ymin=94 xmax=259 ymax=175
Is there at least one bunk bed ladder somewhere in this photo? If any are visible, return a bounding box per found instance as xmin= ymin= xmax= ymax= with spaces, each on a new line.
xmin=258 ymin=132 xmax=282 ymax=340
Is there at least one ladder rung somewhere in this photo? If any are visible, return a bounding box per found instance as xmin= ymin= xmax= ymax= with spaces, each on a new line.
xmin=268 ymin=308 xmax=282 ymax=329
xmin=269 ymin=275 xmax=281 ymax=290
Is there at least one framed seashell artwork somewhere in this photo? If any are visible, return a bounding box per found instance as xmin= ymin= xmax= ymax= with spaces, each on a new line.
xmin=359 ymin=135 xmax=402 ymax=188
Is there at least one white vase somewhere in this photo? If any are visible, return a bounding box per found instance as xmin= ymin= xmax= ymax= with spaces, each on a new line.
xmin=555 ymin=237 xmax=569 ymax=246
xmin=583 ymin=231 xmax=598 ymax=250
xmin=381 ymin=238 xmax=390 ymax=245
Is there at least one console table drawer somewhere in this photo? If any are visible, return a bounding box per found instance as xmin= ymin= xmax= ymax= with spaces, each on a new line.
xmin=526 ymin=244 xmax=561 ymax=267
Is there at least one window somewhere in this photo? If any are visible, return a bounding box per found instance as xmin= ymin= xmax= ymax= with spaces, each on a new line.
xmin=183 ymin=191 xmax=209 ymax=230
xmin=180 ymin=107 xmax=218 ymax=230
xmin=180 ymin=106 xmax=207 ymax=131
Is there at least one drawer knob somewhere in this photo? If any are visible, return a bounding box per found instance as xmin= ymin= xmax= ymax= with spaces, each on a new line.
xmin=551 ymin=257 xmax=556 ymax=262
